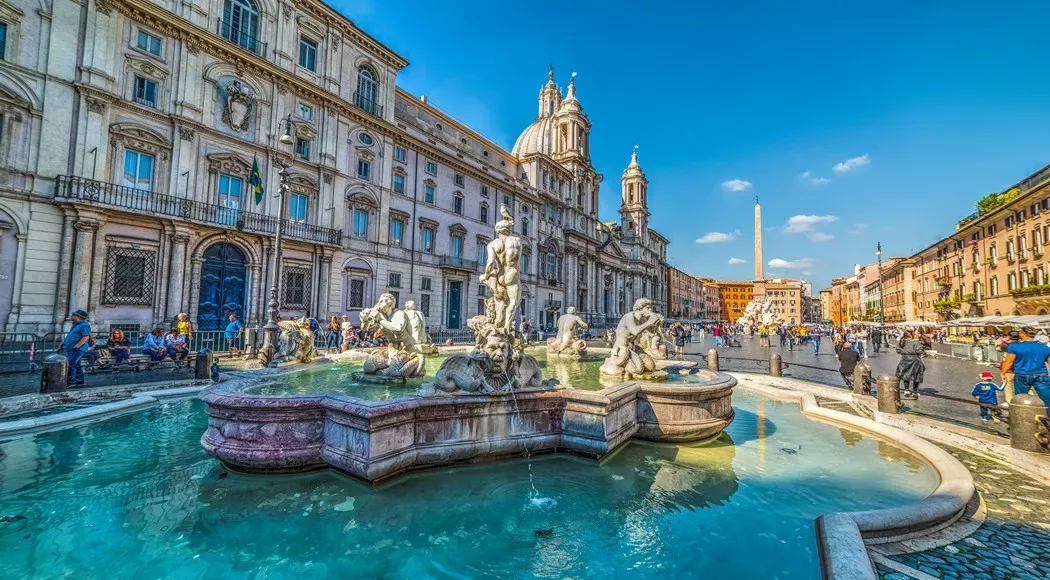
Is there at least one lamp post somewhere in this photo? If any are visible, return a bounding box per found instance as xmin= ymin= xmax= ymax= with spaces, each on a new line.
xmin=259 ymin=117 xmax=298 ymax=365
xmin=877 ymin=242 xmax=888 ymax=347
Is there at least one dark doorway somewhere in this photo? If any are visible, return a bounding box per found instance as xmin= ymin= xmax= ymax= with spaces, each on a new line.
xmin=447 ymin=281 xmax=462 ymax=329
xmin=197 ymin=243 xmax=246 ymax=330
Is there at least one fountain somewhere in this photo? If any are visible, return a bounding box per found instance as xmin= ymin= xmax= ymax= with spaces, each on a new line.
xmin=200 ymin=205 xmax=735 ymax=483
xmin=546 ymin=306 xmax=589 ymax=358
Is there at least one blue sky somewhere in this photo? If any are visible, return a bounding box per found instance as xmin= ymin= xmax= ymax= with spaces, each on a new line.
xmin=338 ymin=0 xmax=1050 ymax=289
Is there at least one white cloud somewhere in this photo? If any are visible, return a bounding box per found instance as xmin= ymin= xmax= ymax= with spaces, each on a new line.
xmin=784 ymin=214 xmax=837 ymax=233
xmin=848 ymin=223 xmax=869 ymax=234
xmin=768 ymin=258 xmax=814 ymax=269
xmin=696 ymin=231 xmax=736 ymax=244
xmin=802 ymin=271 xmax=814 ymax=276
xmin=832 ymin=154 xmax=871 ymax=173
xmin=728 ymin=257 xmax=746 ymax=265
xmin=799 ymin=170 xmax=830 ymax=186
xmin=722 ymin=179 xmax=753 ymax=192
xmin=808 ymin=232 xmax=834 ymax=242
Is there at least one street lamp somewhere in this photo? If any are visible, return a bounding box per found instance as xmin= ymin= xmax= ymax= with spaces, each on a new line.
xmin=877 ymin=241 xmax=888 ymax=348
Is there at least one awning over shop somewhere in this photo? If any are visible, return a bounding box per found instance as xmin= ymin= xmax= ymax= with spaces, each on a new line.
xmin=947 ymin=315 xmax=1050 ymax=328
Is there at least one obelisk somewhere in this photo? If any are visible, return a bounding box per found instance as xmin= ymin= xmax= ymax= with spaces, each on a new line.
xmin=753 ymin=197 xmax=766 ymax=300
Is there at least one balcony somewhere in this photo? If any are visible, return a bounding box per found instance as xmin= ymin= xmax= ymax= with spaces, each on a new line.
xmin=353 ymin=91 xmax=384 ymax=118
xmin=56 ymin=176 xmax=342 ymax=245
xmin=544 ymin=300 xmax=562 ymax=311
xmin=216 ymin=19 xmax=268 ymax=59
xmin=438 ymin=255 xmax=479 ymax=272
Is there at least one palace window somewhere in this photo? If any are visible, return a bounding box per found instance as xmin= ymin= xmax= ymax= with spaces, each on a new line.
xmin=217 ymin=174 xmax=243 ymax=225
xmin=521 ymin=217 xmax=529 ymax=236
xmin=453 ymin=192 xmax=463 ymax=215
xmin=357 ymin=158 xmax=371 ymax=180
xmin=295 ymin=137 xmax=311 ymax=161
xmin=348 ymin=279 xmax=365 ymax=308
xmin=296 ymin=102 xmax=313 ymax=120
xmin=122 ymin=150 xmax=154 ymax=191
xmin=389 ymin=272 xmax=401 ymax=287
xmin=421 ymin=294 xmax=431 ymax=317
xmin=282 ymin=265 xmax=312 ymax=309
xmin=393 ymin=173 xmax=405 ymax=194
xmin=352 ymin=209 xmax=368 ymax=239
xmin=478 ymin=244 xmax=487 ymax=266
xmin=136 ymin=30 xmax=162 ymax=56
xmin=425 ymin=160 xmax=437 ymax=175
xmin=103 ymin=247 xmax=157 ymax=306
xmin=424 ymin=183 xmax=435 ymax=204
xmin=521 ymin=253 xmax=530 ymax=274
xmin=221 ymin=0 xmax=260 ymax=53
xmin=389 ymin=218 xmax=404 ymax=247
xmin=481 ymin=185 xmax=489 ymax=198
xmin=395 ymin=147 xmax=406 ymax=162
xmin=133 ymin=76 xmax=157 ymax=108
xmin=355 ymin=67 xmax=379 ymax=114
xmin=421 ymin=277 xmax=433 ymax=291
xmin=454 ymin=173 xmax=464 ymax=187
xmin=451 ymin=235 xmax=464 ymax=258
xmin=288 ymin=193 xmax=309 ymax=222
xmin=480 ymin=202 xmax=489 ymax=224
xmin=298 ymin=36 xmax=318 ymax=72
xmin=421 ymin=227 xmax=434 ymax=253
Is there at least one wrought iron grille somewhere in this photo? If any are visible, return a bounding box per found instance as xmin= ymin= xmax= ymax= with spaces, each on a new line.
xmin=282 ymin=265 xmax=312 ymax=310
xmin=103 ymin=246 xmax=156 ymax=305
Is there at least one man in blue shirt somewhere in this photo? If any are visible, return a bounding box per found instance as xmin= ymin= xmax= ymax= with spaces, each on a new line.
xmin=1000 ymin=326 xmax=1050 ymax=406
xmin=142 ymin=327 xmax=167 ymax=362
xmin=225 ymin=313 xmax=244 ymax=354
xmin=61 ymin=309 xmax=92 ymax=385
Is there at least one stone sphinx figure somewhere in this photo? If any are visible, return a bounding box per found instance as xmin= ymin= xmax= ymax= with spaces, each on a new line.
xmin=258 ymin=316 xmax=316 ymax=366
xmin=599 ymin=298 xmax=668 ymax=381
xmin=421 ymin=205 xmax=553 ymax=396
xmin=356 ymin=293 xmax=426 ymax=382
xmin=546 ymin=306 xmax=589 ymax=358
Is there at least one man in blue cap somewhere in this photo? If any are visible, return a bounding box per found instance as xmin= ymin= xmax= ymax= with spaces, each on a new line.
xmin=61 ymin=309 xmax=92 ymax=385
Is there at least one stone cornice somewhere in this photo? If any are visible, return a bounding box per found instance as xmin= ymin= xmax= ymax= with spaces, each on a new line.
xmin=292 ymin=0 xmax=408 ymax=71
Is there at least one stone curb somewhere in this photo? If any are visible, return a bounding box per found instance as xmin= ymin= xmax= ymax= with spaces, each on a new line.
xmin=730 ymin=373 xmax=976 ymax=580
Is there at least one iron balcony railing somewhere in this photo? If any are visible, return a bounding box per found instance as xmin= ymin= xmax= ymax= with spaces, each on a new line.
xmin=353 ymin=91 xmax=384 ymax=118
xmin=56 ymin=176 xmax=342 ymax=245
xmin=217 ymin=19 xmax=268 ymax=58
xmin=438 ymin=255 xmax=479 ymax=271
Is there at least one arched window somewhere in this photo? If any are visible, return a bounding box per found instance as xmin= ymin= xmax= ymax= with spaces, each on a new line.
xmin=222 ymin=0 xmax=260 ymax=54
xmin=991 ymin=276 xmax=999 ymax=296
xmin=356 ymin=67 xmax=378 ymax=114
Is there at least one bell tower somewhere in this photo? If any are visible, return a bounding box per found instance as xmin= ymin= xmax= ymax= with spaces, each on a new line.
xmin=620 ymin=146 xmax=649 ymax=238
xmin=537 ymin=65 xmax=562 ymax=119
xmin=552 ymin=72 xmax=590 ymax=161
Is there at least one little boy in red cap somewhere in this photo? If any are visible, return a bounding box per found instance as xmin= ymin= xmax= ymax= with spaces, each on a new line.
xmin=972 ymin=371 xmax=1004 ymax=422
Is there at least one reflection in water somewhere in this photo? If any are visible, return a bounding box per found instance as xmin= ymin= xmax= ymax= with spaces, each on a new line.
xmin=0 ymin=391 xmax=937 ymax=579
xmin=839 ymin=428 xmax=864 ymax=447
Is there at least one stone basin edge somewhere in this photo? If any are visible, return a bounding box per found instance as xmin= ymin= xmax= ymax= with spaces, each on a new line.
xmin=728 ymin=372 xmax=976 ymax=580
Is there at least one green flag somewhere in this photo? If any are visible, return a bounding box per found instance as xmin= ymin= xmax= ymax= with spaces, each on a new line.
xmin=250 ymin=156 xmax=264 ymax=205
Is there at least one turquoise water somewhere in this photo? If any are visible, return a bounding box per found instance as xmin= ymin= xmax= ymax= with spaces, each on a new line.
xmin=249 ymin=350 xmax=706 ymax=399
xmin=0 ymin=389 xmax=936 ymax=579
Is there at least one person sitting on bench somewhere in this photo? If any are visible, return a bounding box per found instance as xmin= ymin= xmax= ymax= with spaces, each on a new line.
xmin=107 ymin=328 xmax=132 ymax=365
xmin=143 ymin=327 xmax=167 ymax=362
xmin=164 ymin=327 xmax=190 ymax=365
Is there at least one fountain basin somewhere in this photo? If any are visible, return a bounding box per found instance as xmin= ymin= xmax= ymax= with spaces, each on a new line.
xmin=200 ymin=373 xmax=736 ymax=484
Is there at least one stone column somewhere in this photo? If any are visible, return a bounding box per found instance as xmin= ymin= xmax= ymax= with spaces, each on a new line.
xmin=68 ymin=220 xmax=98 ymax=315
xmin=52 ymin=214 xmax=77 ymax=329
xmin=87 ymin=219 xmax=109 ymax=318
xmin=246 ymin=264 xmax=262 ymax=324
xmin=187 ymin=254 xmax=204 ymax=325
xmin=166 ymin=233 xmax=190 ymax=319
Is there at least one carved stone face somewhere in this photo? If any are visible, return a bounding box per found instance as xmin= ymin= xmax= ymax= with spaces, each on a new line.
xmin=480 ymin=332 xmax=513 ymax=374
xmin=376 ymin=293 xmax=396 ymax=316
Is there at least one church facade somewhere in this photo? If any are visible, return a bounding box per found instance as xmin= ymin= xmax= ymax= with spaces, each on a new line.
xmin=0 ymin=0 xmax=667 ymax=335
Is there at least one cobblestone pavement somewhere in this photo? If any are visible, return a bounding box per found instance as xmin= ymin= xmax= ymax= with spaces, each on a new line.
xmin=876 ymin=446 xmax=1050 ymax=579
xmin=683 ymin=336 xmax=1014 ymax=434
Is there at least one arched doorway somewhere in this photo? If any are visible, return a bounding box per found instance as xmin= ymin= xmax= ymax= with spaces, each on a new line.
xmin=197 ymin=243 xmax=246 ymax=330
xmin=342 ymin=258 xmax=373 ymax=325
xmin=0 ymin=212 xmax=18 ymax=331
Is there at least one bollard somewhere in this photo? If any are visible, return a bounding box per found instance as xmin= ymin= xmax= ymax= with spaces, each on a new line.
xmin=853 ymin=363 xmax=872 ymax=396
xmin=707 ymin=349 xmax=719 ymax=372
xmin=876 ymin=375 xmax=901 ymax=414
xmin=769 ymin=353 xmax=782 ymax=377
xmin=40 ymin=353 xmax=69 ymax=394
xmin=1009 ymin=393 xmax=1050 ymax=454
xmin=195 ymin=348 xmax=213 ymax=380
xmin=243 ymin=328 xmax=257 ymax=354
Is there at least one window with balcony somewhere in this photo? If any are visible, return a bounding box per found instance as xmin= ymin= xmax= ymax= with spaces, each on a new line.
xmin=425 ymin=160 xmax=437 ymax=175
xmin=288 ymin=193 xmax=308 ymax=223
xmin=388 ymin=272 xmax=401 ymax=287
xmin=390 ymin=218 xmax=404 ymax=247
xmin=393 ymin=173 xmax=405 ymax=194
xmin=352 ymin=209 xmax=368 ymax=239
xmin=451 ymin=235 xmax=463 ymax=258
xmin=221 ymin=0 xmax=260 ymax=53
xmin=294 ymin=138 xmax=310 ymax=161
xmin=133 ymin=75 xmax=157 ymax=108
xmin=136 ymin=30 xmax=162 ymax=56
xmin=355 ymin=67 xmax=379 ymax=115
xmin=217 ymin=174 xmax=243 ymax=225
xmin=480 ymin=202 xmax=489 ymax=224
xmin=298 ymin=36 xmax=317 ymax=72
xmin=395 ymin=147 xmax=406 ymax=162
xmin=422 ymin=227 xmax=434 ymax=253
xmin=357 ymin=159 xmax=370 ymax=181
xmin=453 ymin=193 xmax=463 ymax=215
xmin=122 ymin=150 xmax=154 ymax=191
xmin=424 ymin=183 xmax=434 ymax=204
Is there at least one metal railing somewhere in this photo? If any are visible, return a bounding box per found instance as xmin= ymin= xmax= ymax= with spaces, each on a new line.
xmin=429 ymin=329 xmax=474 ymax=344
xmin=56 ymin=176 xmax=342 ymax=245
xmin=353 ymin=91 xmax=384 ymax=118
xmin=216 ymin=19 xmax=268 ymax=58
xmin=439 ymin=256 xmax=479 ymax=271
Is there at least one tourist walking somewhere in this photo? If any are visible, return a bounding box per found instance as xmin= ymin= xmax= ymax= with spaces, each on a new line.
xmin=837 ymin=339 xmax=860 ymax=389
xmin=61 ymin=309 xmax=92 ymax=386
xmin=225 ymin=314 xmax=244 ymax=354
xmin=812 ymin=329 xmax=822 ymax=354
xmin=1000 ymin=327 xmax=1050 ymax=405
xmin=327 ymin=316 xmax=341 ymax=351
xmin=870 ymin=328 xmax=883 ymax=355
xmin=896 ymin=331 xmax=926 ymax=399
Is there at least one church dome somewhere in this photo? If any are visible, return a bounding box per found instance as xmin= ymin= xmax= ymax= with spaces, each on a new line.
xmin=511 ymin=116 xmax=553 ymax=157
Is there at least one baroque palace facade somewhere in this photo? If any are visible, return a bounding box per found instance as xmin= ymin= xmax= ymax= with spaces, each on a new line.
xmin=0 ymin=0 xmax=667 ymax=334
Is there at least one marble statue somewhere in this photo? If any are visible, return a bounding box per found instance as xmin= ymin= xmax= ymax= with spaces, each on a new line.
xmin=422 ymin=206 xmax=554 ymax=396
xmin=356 ymin=293 xmax=426 ymax=382
xmin=738 ymin=297 xmax=784 ymax=328
xmin=599 ymin=298 xmax=669 ymax=381
xmin=546 ymin=306 xmax=589 ymax=357
xmin=258 ymin=316 xmax=315 ymax=366
xmin=480 ymin=206 xmax=522 ymax=334
xmin=404 ymin=300 xmax=438 ymax=355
